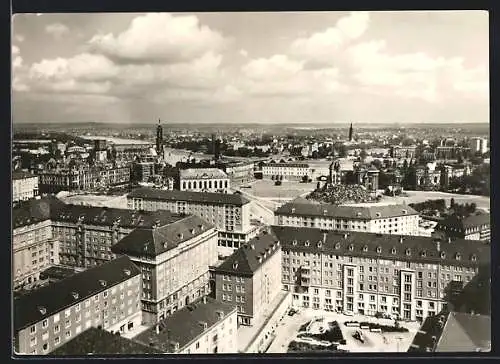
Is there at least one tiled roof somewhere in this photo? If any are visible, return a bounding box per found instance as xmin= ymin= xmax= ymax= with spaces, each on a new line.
xmin=215 ymin=231 xmax=281 ymax=275
xmin=179 ymin=168 xmax=228 ymax=180
xmin=13 ymin=195 xmax=66 ymax=229
xmin=275 ymin=198 xmax=419 ymax=219
xmin=127 ymin=187 xmax=250 ymax=206
xmin=51 ymin=327 xmax=162 ymax=355
xmin=452 ymin=265 xmax=491 ymax=316
xmin=264 ymin=163 xmax=310 ymax=168
xmin=12 ymin=171 xmax=37 ymax=180
xmin=435 ymin=212 xmax=490 ymax=232
xmin=134 ymin=296 xmax=236 ymax=353
xmin=14 ymin=256 xmax=140 ymax=331
xmin=270 ymin=225 xmax=490 ymax=266
xmin=111 ymin=215 xmax=214 ymax=258
xmin=52 ymin=204 xmax=185 ymax=229
xmin=409 ymin=312 xmax=491 ymax=352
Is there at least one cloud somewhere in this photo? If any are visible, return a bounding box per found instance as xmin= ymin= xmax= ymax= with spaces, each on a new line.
xmin=12 ymin=45 xmax=23 ymax=69
xmin=88 ymin=13 xmax=226 ymax=64
xmin=15 ymin=34 xmax=25 ymax=42
xmin=290 ymin=11 xmax=370 ymax=64
xmin=45 ymin=23 xmax=70 ymax=39
xmin=239 ymin=49 xmax=248 ymax=57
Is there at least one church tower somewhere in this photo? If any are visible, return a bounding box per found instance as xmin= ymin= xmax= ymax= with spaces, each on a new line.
xmin=156 ymin=119 xmax=163 ymax=154
xmin=348 ymin=123 xmax=353 ymax=142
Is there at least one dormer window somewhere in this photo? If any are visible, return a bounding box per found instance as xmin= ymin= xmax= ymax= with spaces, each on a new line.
xmin=124 ymin=269 xmax=131 ymax=276
xmin=421 ymin=251 xmax=427 ymax=258
xmin=455 ymin=253 xmax=461 ymax=261
xmin=292 ymin=240 xmax=297 ymax=246
xmin=402 ymin=209 xmax=407 ymax=214
xmin=349 ymin=244 xmax=354 ymax=251
xmin=305 ymin=240 xmax=310 ymax=247
xmin=71 ymin=292 xmax=79 ymax=300
xmin=440 ymin=252 xmax=446 ymax=259
xmin=376 ymin=212 xmax=381 ymax=217
xmin=178 ymin=233 xmax=184 ymax=239
xmin=38 ymin=306 xmax=47 ymax=315
xmin=471 ymin=254 xmax=477 ymax=262
xmin=405 ymin=249 xmax=411 ymax=256
xmin=391 ymin=248 xmax=396 ymax=255
xmin=357 ymin=212 xmax=362 ymax=217
xmin=317 ymin=242 xmax=322 ymax=248
xmin=376 ymin=246 xmax=382 ymax=254
xmin=99 ymin=280 xmax=107 ymax=287
xmin=335 ymin=243 xmax=341 ymax=249
xmin=363 ymin=245 xmax=368 ymax=252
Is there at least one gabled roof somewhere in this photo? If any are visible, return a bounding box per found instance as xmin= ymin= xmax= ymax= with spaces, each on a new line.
xmin=435 ymin=212 xmax=490 ymax=232
xmin=134 ymin=296 xmax=236 ymax=352
xmin=270 ymin=225 xmax=490 ymax=266
xmin=111 ymin=215 xmax=214 ymax=258
xmin=127 ymin=187 xmax=250 ymax=206
xmin=51 ymin=327 xmax=162 ymax=355
xmin=12 ymin=171 xmax=37 ymax=180
xmin=13 ymin=195 xmax=66 ymax=229
xmin=275 ymin=198 xmax=418 ymax=220
xmin=215 ymin=231 xmax=281 ymax=275
xmin=14 ymin=256 xmax=140 ymax=331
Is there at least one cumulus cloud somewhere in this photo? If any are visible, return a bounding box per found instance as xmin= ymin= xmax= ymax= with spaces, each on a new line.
xmin=239 ymin=49 xmax=248 ymax=57
xmin=12 ymin=45 xmax=23 ymax=69
xmin=290 ymin=11 xmax=370 ymax=64
xmin=15 ymin=34 xmax=25 ymax=42
xmin=45 ymin=23 xmax=70 ymax=39
xmin=88 ymin=13 xmax=226 ymax=64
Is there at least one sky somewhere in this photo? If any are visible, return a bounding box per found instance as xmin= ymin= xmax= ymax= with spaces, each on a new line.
xmin=11 ymin=11 xmax=489 ymax=124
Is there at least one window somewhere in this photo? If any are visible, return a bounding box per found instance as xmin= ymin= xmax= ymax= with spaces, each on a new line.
xmin=54 ymin=336 xmax=60 ymax=345
xmin=53 ymin=313 xmax=60 ymax=323
xmin=54 ymin=324 xmax=60 ymax=333
xmin=196 ymin=342 xmax=200 ymax=349
xmin=42 ymin=319 xmax=48 ymax=328
xmin=75 ymin=303 xmax=81 ymax=312
xmin=65 ymin=331 xmax=71 ymax=339
xmin=30 ymin=336 xmax=37 ymax=347
xmin=30 ymin=325 xmax=36 ymax=334
xmin=65 ymin=309 xmax=71 ymax=318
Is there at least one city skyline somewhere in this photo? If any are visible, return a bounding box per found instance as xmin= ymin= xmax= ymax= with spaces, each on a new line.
xmin=12 ymin=11 xmax=489 ymax=124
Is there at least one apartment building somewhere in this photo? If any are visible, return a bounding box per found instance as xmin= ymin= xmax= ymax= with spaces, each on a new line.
xmin=13 ymin=171 xmax=39 ymax=203
xmin=262 ymin=162 xmax=310 ymax=181
xmin=98 ymin=166 xmax=130 ymax=187
xmin=13 ymin=197 xmax=64 ymax=289
xmin=468 ymin=137 xmax=488 ymax=155
xmin=272 ymin=225 xmax=489 ymax=322
xmin=52 ymin=205 xmax=187 ymax=269
xmin=179 ymin=168 xmax=230 ymax=193
xmin=275 ymin=199 xmax=420 ymax=236
xmin=14 ymin=256 xmax=142 ymax=355
xmin=131 ymin=161 xmax=155 ymax=183
xmin=111 ymin=215 xmax=218 ymax=324
xmin=213 ymin=231 xmax=283 ymax=326
xmin=135 ymin=296 xmax=237 ymax=354
xmin=219 ymin=160 xmax=255 ymax=185
xmin=433 ymin=212 xmax=490 ymax=242
xmin=127 ymin=187 xmax=257 ymax=256
xmin=390 ymin=145 xmax=417 ymax=159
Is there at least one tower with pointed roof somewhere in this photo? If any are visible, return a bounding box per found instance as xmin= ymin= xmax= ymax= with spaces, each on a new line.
xmin=156 ymin=119 xmax=163 ymax=154
xmin=348 ymin=123 xmax=353 ymax=142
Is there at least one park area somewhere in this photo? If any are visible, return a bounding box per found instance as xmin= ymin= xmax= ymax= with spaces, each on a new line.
xmin=267 ymin=308 xmax=420 ymax=354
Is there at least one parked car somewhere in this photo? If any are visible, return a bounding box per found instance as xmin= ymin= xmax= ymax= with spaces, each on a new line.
xmin=352 ymin=330 xmax=365 ymax=344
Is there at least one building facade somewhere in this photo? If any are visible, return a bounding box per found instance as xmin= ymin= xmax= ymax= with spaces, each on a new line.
xmin=390 ymin=145 xmax=417 ymax=159
xmin=13 ymin=171 xmax=39 ymax=203
xmin=134 ymin=296 xmax=237 ymax=354
xmin=179 ymin=168 xmax=230 ymax=193
xmin=213 ymin=232 xmax=283 ymax=326
xmin=275 ymin=199 xmax=420 ymax=236
xmin=433 ymin=212 xmax=490 ymax=242
xmin=111 ymin=215 xmax=219 ymax=324
xmin=127 ymin=188 xmax=257 ymax=257
xmin=468 ymin=137 xmax=488 ymax=155
xmin=272 ymin=225 xmax=489 ymax=323
xmin=14 ymin=256 xmax=142 ymax=355
xmin=262 ymin=163 xmax=310 ymax=181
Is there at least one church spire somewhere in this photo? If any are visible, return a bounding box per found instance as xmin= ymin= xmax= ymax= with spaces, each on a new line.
xmin=348 ymin=123 xmax=353 ymax=142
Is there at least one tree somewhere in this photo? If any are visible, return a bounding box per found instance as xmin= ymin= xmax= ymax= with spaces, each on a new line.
xmin=360 ymin=149 xmax=368 ymax=161
xmin=450 ymin=198 xmax=455 ymax=209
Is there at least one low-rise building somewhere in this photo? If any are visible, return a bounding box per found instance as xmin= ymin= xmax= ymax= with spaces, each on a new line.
xmin=134 ymin=296 xmax=237 ymax=354
xmin=262 ymin=162 xmax=310 ymax=181
xmin=433 ymin=212 xmax=490 ymax=241
xmin=390 ymin=145 xmax=417 ymax=159
xmin=272 ymin=225 xmax=489 ymax=322
xmin=275 ymin=198 xmax=420 ymax=236
xmin=127 ymin=187 xmax=257 ymax=257
xmin=179 ymin=168 xmax=230 ymax=193
xmin=111 ymin=215 xmax=218 ymax=324
xmin=13 ymin=256 xmax=142 ymax=355
xmin=13 ymin=171 xmax=39 ymax=203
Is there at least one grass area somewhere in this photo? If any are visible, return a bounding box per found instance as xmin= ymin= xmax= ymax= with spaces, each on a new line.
xmin=287 ymin=341 xmax=347 ymax=353
xmin=298 ymin=321 xmax=346 ymax=344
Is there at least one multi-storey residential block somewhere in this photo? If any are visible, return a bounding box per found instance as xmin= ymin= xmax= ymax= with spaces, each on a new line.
xmin=179 ymin=168 xmax=230 ymax=193
xmin=262 ymin=162 xmax=310 ymax=181
xmin=131 ymin=161 xmax=155 ymax=183
xmin=127 ymin=187 xmax=258 ymax=256
xmin=52 ymin=205 xmax=187 ymax=269
xmin=272 ymin=225 xmax=489 ymax=323
xmin=111 ymin=215 xmax=218 ymax=324
xmin=98 ymin=166 xmax=130 ymax=187
xmin=468 ymin=137 xmax=488 ymax=155
xmin=390 ymin=145 xmax=417 ymax=159
xmin=113 ymin=143 xmax=153 ymax=162
xmin=433 ymin=212 xmax=490 ymax=242
xmin=13 ymin=197 xmax=64 ymax=289
xmin=218 ymin=160 xmax=255 ymax=185
xmin=135 ymin=296 xmax=237 ymax=354
xmin=275 ymin=198 xmax=419 ymax=236
xmin=13 ymin=256 xmax=142 ymax=355
xmin=213 ymin=231 xmax=283 ymax=326
xmin=12 ymin=171 xmax=39 ymax=203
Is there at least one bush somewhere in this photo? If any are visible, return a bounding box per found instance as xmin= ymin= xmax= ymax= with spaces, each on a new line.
xmin=299 ymin=321 xmax=345 ymax=343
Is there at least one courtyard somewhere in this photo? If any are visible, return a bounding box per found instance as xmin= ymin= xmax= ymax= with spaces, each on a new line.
xmin=245 ymin=179 xmax=317 ymax=200
xmin=267 ymin=308 xmax=420 ymax=354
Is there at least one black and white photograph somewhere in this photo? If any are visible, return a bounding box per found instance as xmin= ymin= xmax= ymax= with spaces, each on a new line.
xmin=11 ymin=10 xmax=491 ymax=355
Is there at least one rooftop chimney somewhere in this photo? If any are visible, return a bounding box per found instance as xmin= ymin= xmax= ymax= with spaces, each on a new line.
xmin=448 ymin=237 xmax=452 ymax=244
xmin=399 ymin=236 xmax=404 ymax=244
xmin=436 ymin=240 xmax=441 ymax=252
